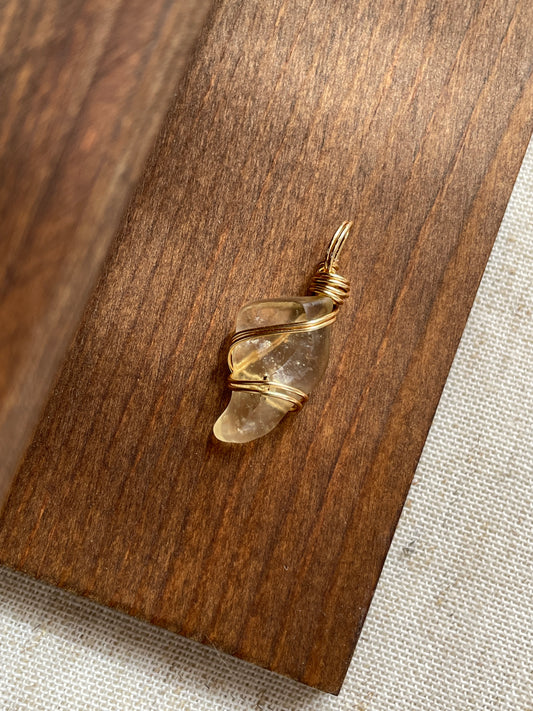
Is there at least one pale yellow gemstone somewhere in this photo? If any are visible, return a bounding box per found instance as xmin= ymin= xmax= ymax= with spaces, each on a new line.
xmin=213 ymin=295 xmax=333 ymax=443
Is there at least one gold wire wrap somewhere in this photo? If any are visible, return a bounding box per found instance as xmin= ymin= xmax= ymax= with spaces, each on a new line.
xmin=226 ymin=221 xmax=352 ymax=411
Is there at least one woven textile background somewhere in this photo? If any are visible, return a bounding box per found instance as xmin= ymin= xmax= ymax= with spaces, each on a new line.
xmin=1 ymin=139 xmax=532 ymax=711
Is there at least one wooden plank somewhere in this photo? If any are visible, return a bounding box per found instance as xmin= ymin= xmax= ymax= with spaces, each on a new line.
xmin=1 ymin=0 xmax=532 ymax=695
xmin=0 ymin=0 xmax=211 ymax=502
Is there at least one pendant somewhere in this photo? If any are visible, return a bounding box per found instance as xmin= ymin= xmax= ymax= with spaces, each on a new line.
xmin=213 ymin=221 xmax=352 ymax=443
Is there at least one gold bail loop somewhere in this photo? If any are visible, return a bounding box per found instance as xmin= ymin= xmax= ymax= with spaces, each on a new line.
xmin=308 ymin=221 xmax=352 ymax=305
xmin=324 ymin=220 xmax=352 ymax=272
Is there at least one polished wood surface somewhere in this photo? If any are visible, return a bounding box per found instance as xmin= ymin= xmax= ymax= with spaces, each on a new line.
xmin=0 ymin=0 xmax=210 ymax=501
xmin=1 ymin=0 xmax=532 ymax=694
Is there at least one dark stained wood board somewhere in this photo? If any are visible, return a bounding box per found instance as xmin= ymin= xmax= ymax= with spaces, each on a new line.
xmin=1 ymin=0 xmax=532 ymax=695
xmin=0 ymin=0 xmax=211 ymax=502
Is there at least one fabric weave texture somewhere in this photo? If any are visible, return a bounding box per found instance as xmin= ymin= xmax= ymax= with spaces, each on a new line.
xmin=1 ymin=141 xmax=532 ymax=710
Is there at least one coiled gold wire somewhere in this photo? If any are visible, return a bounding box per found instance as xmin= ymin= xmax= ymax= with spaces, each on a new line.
xmin=227 ymin=221 xmax=352 ymax=411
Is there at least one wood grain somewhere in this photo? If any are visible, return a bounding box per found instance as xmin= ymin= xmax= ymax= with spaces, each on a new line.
xmin=0 ymin=0 xmax=211 ymax=501
xmin=1 ymin=0 xmax=532 ymax=695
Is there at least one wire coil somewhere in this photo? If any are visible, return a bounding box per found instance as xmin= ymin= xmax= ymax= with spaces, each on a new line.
xmin=226 ymin=221 xmax=352 ymax=411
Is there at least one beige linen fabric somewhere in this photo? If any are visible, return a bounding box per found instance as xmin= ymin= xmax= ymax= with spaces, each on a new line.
xmin=1 ymin=140 xmax=532 ymax=710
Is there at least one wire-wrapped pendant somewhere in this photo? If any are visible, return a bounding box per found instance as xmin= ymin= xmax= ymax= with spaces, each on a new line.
xmin=213 ymin=221 xmax=352 ymax=443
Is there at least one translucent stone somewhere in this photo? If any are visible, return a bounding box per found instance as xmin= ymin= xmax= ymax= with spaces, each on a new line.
xmin=213 ymin=295 xmax=333 ymax=443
